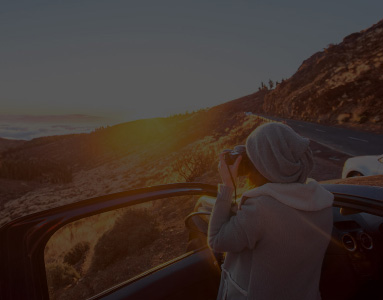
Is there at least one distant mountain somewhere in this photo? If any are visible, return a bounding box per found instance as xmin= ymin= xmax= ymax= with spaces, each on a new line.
xmin=261 ymin=19 xmax=383 ymax=133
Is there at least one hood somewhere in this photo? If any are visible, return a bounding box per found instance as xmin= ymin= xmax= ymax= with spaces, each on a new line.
xmin=241 ymin=179 xmax=334 ymax=211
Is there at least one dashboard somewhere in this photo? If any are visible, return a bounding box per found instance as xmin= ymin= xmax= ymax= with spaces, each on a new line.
xmin=320 ymin=207 xmax=383 ymax=300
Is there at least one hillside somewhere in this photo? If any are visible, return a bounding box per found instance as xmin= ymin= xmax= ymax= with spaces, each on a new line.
xmin=261 ymin=20 xmax=383 ymax=133
xmin=0 ymin=110 xmax=267 ymax=224
xmin=0 ymin=137 xmax=26 ymax=153
xmin=0 ymin=107 xmax=254 ymax=171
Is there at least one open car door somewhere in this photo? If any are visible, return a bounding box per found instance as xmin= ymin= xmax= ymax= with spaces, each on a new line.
xmin=2 ymin=182 xmax=383 ymax=300
xmin=0 ymin=183 xmax=221 ymax=300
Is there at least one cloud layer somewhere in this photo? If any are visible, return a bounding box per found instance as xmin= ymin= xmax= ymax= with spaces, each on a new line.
xmin=0 ymin=114 xmax=114 ymax=140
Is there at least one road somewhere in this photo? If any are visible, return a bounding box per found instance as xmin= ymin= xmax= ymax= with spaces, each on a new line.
xmin=255 ymin=114 xmax=383 ymax=156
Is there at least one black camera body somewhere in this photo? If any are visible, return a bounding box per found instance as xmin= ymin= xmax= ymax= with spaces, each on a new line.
xmin=223 ymin=145 xmax=252 ymax=176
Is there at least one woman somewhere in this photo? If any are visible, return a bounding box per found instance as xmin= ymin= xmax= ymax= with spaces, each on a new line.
xmin=208 ymin=122 xmax=334 ymax=300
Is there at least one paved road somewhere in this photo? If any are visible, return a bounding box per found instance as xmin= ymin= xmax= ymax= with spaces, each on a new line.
xmin=255 ymin=114 xmax=383 ymax=156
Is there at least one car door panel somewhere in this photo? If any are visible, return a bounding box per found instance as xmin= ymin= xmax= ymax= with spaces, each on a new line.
xmin=97 ymin=248 xmax=220 ymax=300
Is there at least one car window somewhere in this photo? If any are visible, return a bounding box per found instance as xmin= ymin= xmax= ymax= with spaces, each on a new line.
xmin=44 ymin=195 xmax=199 ymax=300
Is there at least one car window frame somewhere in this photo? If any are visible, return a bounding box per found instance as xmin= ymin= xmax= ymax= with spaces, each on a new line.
xmin=0 ymin=183 xmax=217 ymax=300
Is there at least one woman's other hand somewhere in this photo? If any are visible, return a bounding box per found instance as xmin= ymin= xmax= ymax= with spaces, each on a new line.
xmin=218 ymin=152 xmax=242 ymax=188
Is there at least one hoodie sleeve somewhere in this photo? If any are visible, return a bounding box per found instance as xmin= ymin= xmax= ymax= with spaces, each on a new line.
xmin=208 ymin=184 xmax=263 ymax=253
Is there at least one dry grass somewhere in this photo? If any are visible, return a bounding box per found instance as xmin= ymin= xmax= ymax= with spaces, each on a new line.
xmin=322 ymin=175 xmax=383 ymax=187
xmin=45 ymin=195 xmax=198 ymax=300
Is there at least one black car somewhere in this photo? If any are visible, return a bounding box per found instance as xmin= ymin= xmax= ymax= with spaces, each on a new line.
xmin=1 ymin=182 xmax=383 ymax=300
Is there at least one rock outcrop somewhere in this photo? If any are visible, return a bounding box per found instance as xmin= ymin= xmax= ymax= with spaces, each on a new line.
xmin=262 ymin=20 xmax=383 ymax=133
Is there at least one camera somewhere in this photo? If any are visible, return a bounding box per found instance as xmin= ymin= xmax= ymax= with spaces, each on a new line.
xmin=223 ymin=145 xmax=246 ymax=165
xmin=223 ymin=145 xmax=252 ymax=176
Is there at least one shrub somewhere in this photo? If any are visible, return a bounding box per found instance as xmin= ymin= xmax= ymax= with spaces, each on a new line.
xmin=63 ymin=241 xmax=90 ymax=266
xmin=46 ymin=263 xmax=80 ymax=290
xmin=357 ymin=115 xmax=368 ymax=124
xmin=337 ymin=113 xmax=351 ymax=124
xmin=90 ymin=209 xmax=159 ymax=271
xmin=174 ymin=143 xmax=216 ymax=182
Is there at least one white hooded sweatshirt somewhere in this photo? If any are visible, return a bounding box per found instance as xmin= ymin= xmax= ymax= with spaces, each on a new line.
xmin=208 ymin=180 xmax=334 ymax=300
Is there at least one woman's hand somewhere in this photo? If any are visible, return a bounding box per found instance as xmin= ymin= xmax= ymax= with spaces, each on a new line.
xmin=218 ymin=152 xmax=242 ymax=188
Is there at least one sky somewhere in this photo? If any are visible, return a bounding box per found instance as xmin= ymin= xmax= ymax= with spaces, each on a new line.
xmin=1 ymin=0 xmax=382 ymax=139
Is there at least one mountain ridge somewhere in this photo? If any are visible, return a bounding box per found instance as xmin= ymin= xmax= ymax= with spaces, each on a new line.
xmin=261 ymin=19 xmax=383 ymax=133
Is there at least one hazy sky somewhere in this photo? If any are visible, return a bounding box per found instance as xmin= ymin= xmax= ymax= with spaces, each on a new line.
xmin=1 ymin=0 xmax=382 ymax=123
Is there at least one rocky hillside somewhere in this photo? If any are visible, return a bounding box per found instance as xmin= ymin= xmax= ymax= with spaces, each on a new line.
xmin=262 ymin=19 xmax=383 ymax=133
